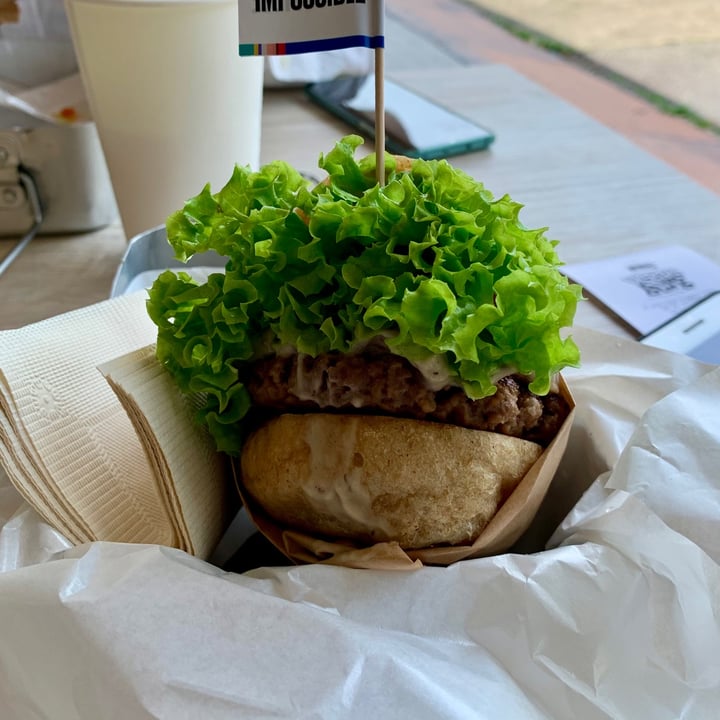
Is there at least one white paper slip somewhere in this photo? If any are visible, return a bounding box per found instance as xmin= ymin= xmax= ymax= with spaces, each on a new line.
xmin=563 ymin=245 xmax=720 ymax=336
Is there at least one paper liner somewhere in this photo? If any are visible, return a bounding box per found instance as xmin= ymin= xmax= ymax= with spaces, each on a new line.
xmin=0 ymin=2 xmax=19 ymax=24
xmin=234 ymin=376 xmax=576 ymax=569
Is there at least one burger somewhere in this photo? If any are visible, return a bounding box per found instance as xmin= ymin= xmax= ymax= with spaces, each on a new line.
xmin=147 ymin=135 xmax=581 ymax=553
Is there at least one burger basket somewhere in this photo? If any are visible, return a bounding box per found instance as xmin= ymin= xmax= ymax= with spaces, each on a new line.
xmin=233 ymin=376 xmax=576 ymax=570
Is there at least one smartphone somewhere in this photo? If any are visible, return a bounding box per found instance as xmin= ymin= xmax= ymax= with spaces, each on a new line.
xmin=305 ymin=75 xmax=495 ymax=160
xmin=640 ymin=291 xmax=720 ymax=364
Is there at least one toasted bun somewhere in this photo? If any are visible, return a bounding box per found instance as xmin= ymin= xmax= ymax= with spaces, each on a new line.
xmin=240 ymin=413 xmax=543 ymax=550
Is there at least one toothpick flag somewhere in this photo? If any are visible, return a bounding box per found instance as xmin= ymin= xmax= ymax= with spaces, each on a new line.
xmin=238 ymin=0 xmax=386 ymax=177
xmin=238 ymin=0 xmax=384 ymax=56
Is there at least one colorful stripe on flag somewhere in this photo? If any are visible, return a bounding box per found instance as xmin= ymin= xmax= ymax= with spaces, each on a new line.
xmin=238 ymin=0 xmax=384 ymax=57
xmin=239 ymin=34 xmax=383 ymax=57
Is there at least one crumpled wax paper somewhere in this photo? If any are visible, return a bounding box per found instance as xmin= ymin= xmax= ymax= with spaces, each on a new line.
xmin=0 ymin=73 xmax=90 ymax=124
xmin=0 ymin=326 xmax=719 ymax=719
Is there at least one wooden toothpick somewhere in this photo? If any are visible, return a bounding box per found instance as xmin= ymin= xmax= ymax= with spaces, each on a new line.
xmin=375 ymin=46 xmax=385 ymax=182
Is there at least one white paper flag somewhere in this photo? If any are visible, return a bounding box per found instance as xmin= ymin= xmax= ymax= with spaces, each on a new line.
xmin=238 ymin=0 xmax=384 ymax=56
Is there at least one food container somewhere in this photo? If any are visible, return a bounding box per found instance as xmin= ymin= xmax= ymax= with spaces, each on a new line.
xmin=0 ymin=1 xmax=118 ymax=235
xmin=0 ymin=122 xmax=118 ymax=235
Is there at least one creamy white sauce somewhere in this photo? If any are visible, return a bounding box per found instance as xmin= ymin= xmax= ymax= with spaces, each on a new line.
xmin=301 ymin=419 xmax=393 ymax=535
xmin=293 ymin=357 xmax=316 ymax=401
xmin=409 ymin=355 xmax=456 ymax=391
xmin=276 ymin=334 xmax=557 ymax=395
xmin=490 ymin=367 xmax=517 ymax=385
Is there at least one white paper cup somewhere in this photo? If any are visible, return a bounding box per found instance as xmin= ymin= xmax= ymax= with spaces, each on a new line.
xmin=64 ymin=0 xmax=264 ymax=240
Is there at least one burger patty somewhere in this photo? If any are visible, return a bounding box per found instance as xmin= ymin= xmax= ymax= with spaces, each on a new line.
xmin=245 ymin=352 xmax=569 ymax=446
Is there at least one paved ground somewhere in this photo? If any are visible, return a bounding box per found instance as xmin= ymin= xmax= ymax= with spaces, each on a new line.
xmin=385 ymin=0 xmax=720 ymax=196
xmin=461 ymin=0 xmax=720 ymax=128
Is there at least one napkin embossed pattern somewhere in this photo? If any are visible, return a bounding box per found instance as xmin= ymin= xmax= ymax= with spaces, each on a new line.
xmin=0 ymin=292 xmax=230 ymax=556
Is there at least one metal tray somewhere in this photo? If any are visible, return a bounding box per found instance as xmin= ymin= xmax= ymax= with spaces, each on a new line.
xmin=110 ymin=224 xmax=227 ymax=298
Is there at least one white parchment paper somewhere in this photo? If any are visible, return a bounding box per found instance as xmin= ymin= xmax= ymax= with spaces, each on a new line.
xmin=0 ymin=327 xmax=718 ymax=719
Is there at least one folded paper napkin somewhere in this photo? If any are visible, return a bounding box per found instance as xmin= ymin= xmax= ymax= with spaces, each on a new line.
xmin=0 ymin=292 xmax=234 ymax=559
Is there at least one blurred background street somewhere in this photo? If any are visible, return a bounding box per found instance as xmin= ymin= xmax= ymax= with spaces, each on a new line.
xmin=387 ymin=0 xmax=720 ymax=195
xmin=462 ymin=0 xmax=720 ymax=129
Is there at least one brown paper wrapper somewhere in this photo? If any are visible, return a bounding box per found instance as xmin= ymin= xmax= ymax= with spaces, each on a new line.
xmin=234 ymin=376 xmax=575 ymax=570
xmin=0 ymin=1 xmax=19 ymax=25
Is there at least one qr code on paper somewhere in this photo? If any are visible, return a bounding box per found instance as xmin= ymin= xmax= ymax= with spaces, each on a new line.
xmin=624 ymin=266 xmax=695 ymax=297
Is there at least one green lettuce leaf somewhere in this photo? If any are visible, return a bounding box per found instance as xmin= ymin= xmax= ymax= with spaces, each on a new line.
xmin=147 ymin=135 xmax=582 ymax=455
